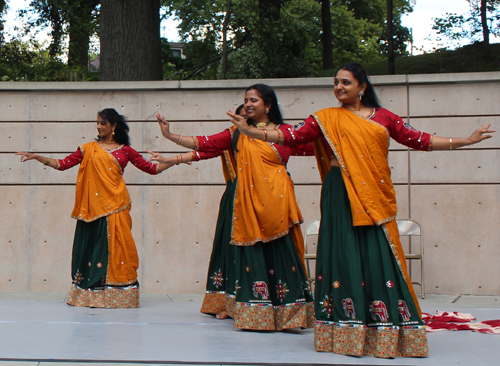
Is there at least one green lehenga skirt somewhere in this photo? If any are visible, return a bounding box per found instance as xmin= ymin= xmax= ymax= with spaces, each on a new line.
xmin=66 ymin=215 xmax=140 ymax=308
xmin=200 ymin=179 xmax=314 ymax=330
xmin=314 ymin=167 xmax=428 ymax=358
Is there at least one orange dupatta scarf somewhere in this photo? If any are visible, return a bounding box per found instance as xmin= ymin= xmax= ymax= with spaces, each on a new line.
xmin=312 ymin=107 xmax=421 ymax=314
xmin=230 ymin=134 xmax=305 ymax=260
xmin=71 ymin=142 xmax=138 ymax=285
xmin=71 ymin=142 xmax=130 ymax=222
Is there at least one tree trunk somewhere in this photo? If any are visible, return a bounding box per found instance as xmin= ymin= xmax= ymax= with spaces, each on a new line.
xmin=0 ymin=0 xmax=6 ymax=44
xmin=48 ymin=3 xmax=64 ymax=58
xmin=221 ymin=0 xmax=231 ymax=79
xmin=321 ymin=0 xmax=334 ymax=70
xmin=387 ymin=0 xmax=395 ymax=75
xmin=480 ymin=0 xmax=489 ymax=45
xmin=100 ymin=0 xmax=163 ymax=81
xmin=68 ymin=0 xmax=99 ymax=69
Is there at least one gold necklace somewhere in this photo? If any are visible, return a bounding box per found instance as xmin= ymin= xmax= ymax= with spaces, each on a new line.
xmin=255 ymin=121 xmax=270 ymax=129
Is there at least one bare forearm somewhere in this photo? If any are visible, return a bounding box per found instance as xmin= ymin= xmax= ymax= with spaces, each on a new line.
xmin=433 ymin=136 xmax=478 ymax=150
xmin=155 ymin=152 xmax=194 ymax=172
xmin=242 ymin=126 xmax=280 ymax=143
xmin=164 ymin=132 xmax=196 ymax=149
xmin=33 ymin=154 xmax=58 ymax=168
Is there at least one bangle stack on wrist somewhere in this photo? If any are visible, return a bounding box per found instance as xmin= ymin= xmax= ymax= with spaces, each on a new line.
xmin=44 ymin=158 xmax=51 ymax=166
xmin=449 ymin=138 xmax=453 ymax=150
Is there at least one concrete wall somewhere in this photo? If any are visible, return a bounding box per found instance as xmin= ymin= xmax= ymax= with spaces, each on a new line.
xmin=1 ymin=72 xmax=499 ymax=296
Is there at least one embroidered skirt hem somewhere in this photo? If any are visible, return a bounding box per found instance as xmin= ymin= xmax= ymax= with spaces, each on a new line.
xmin=233 ymin=302 xmax=315 ymax=331
xmin=66 ymin=284 xmax=140 ymax=308
xmin=314 ymin=322 xmax=428 ymax=358
xmin=200 ymin=292 xmax=236 ymax=319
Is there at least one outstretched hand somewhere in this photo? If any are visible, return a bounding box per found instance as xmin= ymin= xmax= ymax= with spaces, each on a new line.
xmin=227 ymin=110 xmax=251 ymax=135
xmin=146 ymin=149 xmax=166 ymax=163
xmin=156 ymin=113 xmax=171 ymax=138
xmin=469 ymin=124 xmax=495 ymax=145
xmin=15 ymin=152 xmax=37 ymax=162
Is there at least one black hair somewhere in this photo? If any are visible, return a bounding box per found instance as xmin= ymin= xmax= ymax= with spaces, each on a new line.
xmin=337 ymin=63 xmax=381 ymax=108
xmin=231 ymin=84 xmax=283 ymax=151
xmin=96 ymin=108 xmax=131 ymax=146
xmin=235 ymin=104 xmax=245 ymax=115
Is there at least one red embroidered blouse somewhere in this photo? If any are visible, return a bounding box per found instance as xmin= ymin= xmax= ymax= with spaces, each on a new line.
xmin=281 ymin=108 xmax=432 ymax=156
xmin=57 ymin=144 xmax=160 ymax=174
xmin=194 ymin=124 xmax=314 ymax=164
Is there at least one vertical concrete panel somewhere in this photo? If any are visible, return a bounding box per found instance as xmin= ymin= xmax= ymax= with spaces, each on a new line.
xmin=0 ymin=92 xmax=30 ymax=121
xmin=410 ymin=185 xmax=500 ymax=295
xmin=0 ymin=123 xmax=30 ymax=151
xmin=0 ymin=187 xmax=30 ymax=291
xmin=29 ymin=186 xmax=75 ymax=292
xmin=140 ymin=185 xmax=225 ymax=294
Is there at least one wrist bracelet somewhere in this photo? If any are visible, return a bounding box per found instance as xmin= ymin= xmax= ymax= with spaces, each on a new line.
xmin=176 ymin=156 xmax=180 ymax=165
xmin=180 ymin=154 xmax=184 ymax=164
xmin=263 ymin=129 xmax=268 ymax=142
xmin=44 ymin=158 xmax=50 ymax=166
xmin=449 ymin=138 xmax=453 ymax=150
xmin=177 ymin=135 xmax=183 ymax=145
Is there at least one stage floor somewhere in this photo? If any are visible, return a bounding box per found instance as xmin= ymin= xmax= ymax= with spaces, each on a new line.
xmin=0 ymin=293 xmax=498 ymax=366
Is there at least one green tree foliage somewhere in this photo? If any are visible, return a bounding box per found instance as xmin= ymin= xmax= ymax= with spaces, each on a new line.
xmin=19 ymin=0 xmax=99 ymax=67
xmin=0 ymin=38 xmax=98 ymax=81
xmin=0 ymin=0 xmax=7 ymax=44
xmin=164 ymin=0 xmax=414 ymax=79
xmin=432 ymin=0 xmax=500 ymax=48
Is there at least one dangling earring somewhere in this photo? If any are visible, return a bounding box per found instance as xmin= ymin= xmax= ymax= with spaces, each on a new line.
xmin=359 ymin=91 xmax=364 ymax=100
xmin=265 ymin=108 xmax=269 ymax=114
xmin=112 ymin=130 xmax=115 ymax=135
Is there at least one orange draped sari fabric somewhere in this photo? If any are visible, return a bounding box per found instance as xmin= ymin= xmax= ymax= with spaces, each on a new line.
xmin=71 ymin=142 xmax=138 ymax=285
xmin=229 ymin=134 xmax=305 ymax=259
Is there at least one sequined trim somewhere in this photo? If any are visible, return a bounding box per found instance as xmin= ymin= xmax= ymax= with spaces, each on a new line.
xmin=230 ymin=221 xmax=302 ymax=246
xmin=381 ymin=223 xmax=406 ymax=283
xmin=276 ymin=128 xmax=284 ymax=145
xmin=346 ymin=108 xmax=390 ymax=141
xmin=233 ymin=301 xmax=315 ymax=331
xmin=193 ymin=136 xmax=200 ymax=151
xmin=312 ymin=114 xmax=350 ymax=181
xmin=100 ymin=143 xmax=124 ymax=175
xmin=223 ymin=150 xmax=237 ymax=181
xmin=428 ymin=135 xmax=434 ymax=151
xmin=314 ymin=322 xmax=428 ymax=357
xmin=269 ymin=143 xmax=285 ymax=166
xmin=71 ymin=200 xmax=131 ymax=223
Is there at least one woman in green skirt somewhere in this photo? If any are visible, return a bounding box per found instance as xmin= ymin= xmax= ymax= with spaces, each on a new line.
xmin=152 ymin=85 xmax=315 ymax=330
xmin=228 ymin=63 xmax=494 ymax=356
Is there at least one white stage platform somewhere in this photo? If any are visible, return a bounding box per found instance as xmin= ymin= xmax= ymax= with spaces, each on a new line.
xmin=0 ymin=293 xmax=498 ymax=366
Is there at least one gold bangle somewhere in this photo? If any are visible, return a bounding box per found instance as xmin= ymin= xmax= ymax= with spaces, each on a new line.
xmin=180 ymin=154 xmax=184 ymax=164
xmin=449 ymin=138 xmax=453 ymax=150
xmin=44 ymin=158 xmax=50 ymax=166
xmin=263 ymin=129 xmax=268 ymax=142
xmin=176 ymin=156 xmax=180 ymax=165
xmin=177 ymin=135 xmax=183 ymax=145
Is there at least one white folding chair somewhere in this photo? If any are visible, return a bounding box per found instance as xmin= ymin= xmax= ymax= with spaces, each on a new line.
xmin=396 ymin=219 xmax=425 ymax=299
xmin=303 ymin=219 xmax=320 ymax=283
